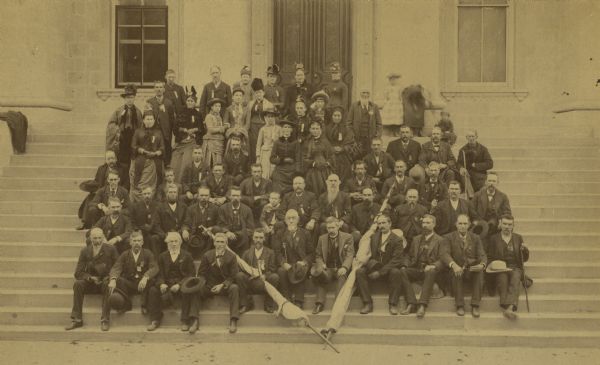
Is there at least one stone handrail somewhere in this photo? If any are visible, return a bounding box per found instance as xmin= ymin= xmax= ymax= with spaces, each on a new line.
xmin=0 ymin=97 xmax=73 ymax=111
xmin=553 ymin=99 xmax=600 ymax=114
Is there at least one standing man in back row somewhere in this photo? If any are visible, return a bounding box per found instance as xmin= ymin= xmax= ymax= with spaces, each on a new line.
xmin=199 ymin=65 xmax=232 ymax=119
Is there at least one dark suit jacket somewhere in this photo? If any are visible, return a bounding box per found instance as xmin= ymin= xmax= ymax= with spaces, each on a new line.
xmin=241 ymin=246 xmax=277 ymax=274
xmin=217 ymin=202 xmax=255 ymax=250
xmin=433 ymin=198 xmax=480 ymax=235
xmin=164 ymin=82 xmax=186 ymax=112
xmin=259 ymin=203 xmax=286 ymax=230
xmin=94 ymin=163 xmax=127 ymax=188
xmin=418 ymin=141 xmax=457 ymax=169
xmin=283 ymin=81 xmax=315 ymax=117
xmin=350 ymin=201 xmax=383 ymax=234
xmin=409 ymin=233 xmax=446 ymax=271
xmin=418 ymin=179 xmax=448 ymax=209
xmin=315 ymin=231 xmax=355 ymax=271
xmin=93 ymin=214 xmax=133 ymax=250
xmin=392 ymin=202 xmax=428 ymax=239
xmin=91 ymin=185 xmax=130 ymax=210
xmin=205 ymin=174 xmax=233 ymax=198
xmin=381 ymin=176 xmax=418 ymax=207
xmin=199 ymin=81 xmax=232 ymax=116
xmin=346 ymin=101 xmax=382 ymax=141
xmin=198 ymin=249 xmax=238 ymax=288
xmin=183 ymin=202 xmax=219 ymax=236
xmin=442 ymin=231 xmax=486 ymax=268
xmin=223 ymin=151 xmax=249 ymax=179
xmin=158 ymin=200 xmax=188 ymax=235
xmin=109 ymin=248 xmax=159 ymax=281
xmin=368 ymin=231 xmax=408 ymax=275
xmin=280 ymin=191 xmax=320 ymax=226
xmin=129 ymin=200 xmax=162 ymax=235
xmin=318 ymin=191 xmax=352 ymax=224
xmin=181 ymin=162 xmax=210 ymax=194
xmin=156 ymin=250 xmax=196 ymax=286
xmin=240 ymin=177 xmax=272 ymax=208
xmin=342 ymin=175 xmax=380 ymax=203
xmin=386 ymin=139 xmax=422 ymax=171
xmin=487 ymin=232 xmax=528 ymax=269
xmin=472 ymin=188 xmax=512 ymax=221
xmin=364 ymin=151 xmax=395 ymax=181
xmin=457 ymin=142 xmax=493 ymax=174
xmin=74 ymin=243 xmax=119 ymax=280
xmin=146 ymin=96 xmax=175 ymax=141
xmin=273 ymin=228 xmax=315 ymax=267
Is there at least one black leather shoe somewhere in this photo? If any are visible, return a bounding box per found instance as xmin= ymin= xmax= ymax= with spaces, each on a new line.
xmin=312 ymin=303 xmax=324 ymax=314
xmin=189 ymin=318 xmax=199 ymax=334
xmin=100 ymin=321 xmax=110 ymax=331
xmin=456 ymin=306 xmax=465 ymax=316
xmin=359 ymin=302 xmax=373 ymax=314
xmin=180 ymin=321 xmax=190 ymax=332
xmin=75 ymin=222 xmax=86 ymax=231
xmin=389 ymin=304 xmax=399 ymax=315
xmin=146 ymin=320 xmax=160 ymax=331
xmin=416 ymin=304 xmax=426 ymax=318
xmin=229 ymin=319 xmax=238 ymax=334
xmin=471 ymin=306 xmax=480 ymax=318
xmin=65 ymin=320 xmax=83 ymax=331
xmin=400 ymin=304 xmax=415 ymax=315
xmin=264 ymin=305 xmax=275 ymax=314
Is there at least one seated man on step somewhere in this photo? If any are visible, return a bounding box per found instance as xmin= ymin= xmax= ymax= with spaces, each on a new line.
xmin=86 ymin=171 xmax=130 ymax=228
xmin=92 ymin=197 xmax=133 ymax=254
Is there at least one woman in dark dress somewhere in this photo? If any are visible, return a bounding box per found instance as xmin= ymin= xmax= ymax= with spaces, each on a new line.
xmin=302 ymin=120 xmax=333 ymax=197
xmin=324 ymin=106 xmax=357 ymax=183
xmin=170 ymin=91 xmax=205 ymax=182
xmin=270 ymin=119 xmax=302 ymax=194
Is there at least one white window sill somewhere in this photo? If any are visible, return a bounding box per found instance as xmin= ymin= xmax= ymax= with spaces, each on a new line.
xmin=440 ymin=89 xmax=529 ymax=102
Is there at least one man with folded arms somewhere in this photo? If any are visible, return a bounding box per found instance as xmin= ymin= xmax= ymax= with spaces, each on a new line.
xmin=93 ymin=197 xmax=133 ymax=254
xmin=66 ymin=228 xmax=119 ymax=331
xmin=147 ymin=232 xmax=198 ymax=332
xmin=442 ymin=214 xmax=487 ymax=318
xmin=311 ymin=216 xmax=355 ymax=314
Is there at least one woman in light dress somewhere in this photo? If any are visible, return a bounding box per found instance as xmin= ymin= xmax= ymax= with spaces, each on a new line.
xmin=202 ymin=98 xmax=229 ymax=169
xmin=255 ymin=108 xmax=281 ymax=179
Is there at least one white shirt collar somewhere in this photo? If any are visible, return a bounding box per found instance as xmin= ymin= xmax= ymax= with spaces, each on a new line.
xmin=132 ymin=250 xmax=141 ymax=262
xmin=425 ymin=232 xmax=435 ymax=241
xmin=169 ymin=250 xmax=180 ymax=262
xmin=254 ymin=246 xmax=264 ymax=258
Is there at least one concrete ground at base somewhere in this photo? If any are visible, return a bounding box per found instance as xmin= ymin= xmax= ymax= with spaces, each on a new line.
xmin=1 ymin=341 xmax=599 ymax=365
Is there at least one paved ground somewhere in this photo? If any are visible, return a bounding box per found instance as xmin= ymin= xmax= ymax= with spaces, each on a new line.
xmin=1 ymin=341 xmax=599 ymax=365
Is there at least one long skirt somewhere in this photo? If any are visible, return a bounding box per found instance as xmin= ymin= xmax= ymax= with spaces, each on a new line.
xmin=129 ymin=158 xmax=158 ymax=203
xmin=258 ymin=147 xmax=275 ymax=179
xmin=170 ymin=141 xmax=196 ymax=183
xmin=271 ymin=163 xmax=297 ymax=195
xmin=202 ymin=139 xmax=224 ymax=170
xmin=305 ymin=166 xmax=331 ymax=197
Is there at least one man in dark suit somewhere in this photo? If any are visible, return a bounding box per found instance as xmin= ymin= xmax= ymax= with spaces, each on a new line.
xmin=107 ymin=231 xmax=159 ymax=331
xmin=205 ymin=163 xmax=233 ymax=206
xmin=164 ymin=69 xmax=186 ymax=113
xmin=457 ymin=130 xmax=494 ymax=192
xmin=197 ymin=232 xmax=240 ymax=333
xmin=418 ymin=162 xmax=448 ymax=212
xmin=311 ymin=217 xmax=355 ymax=314
xmin=217 ymin=186 xmax=255 ymax=256
xmin=240 ymin=164 xmax=273 ymax=222
xmin=280 ymin=176 xmax=320 ymax=234
xmin=259 ymin=191 xmax=286 ymax=248
xmin=363 ymin=138 xmax=395 ymax=191
xmin=392 ymin=189 xmax=428 ymax=244
xmin=272 ymin=209 xmax=315 ymax=308
xmin=317 ymin=174 xmax=352 ymax=235
xmin=442 ymin=214 xmax=487 ymax=317
xmin=487 ymin=215 xmax=529 ymax=320
xmin=181 ymin=146 xmax=210 ymax=205
xmin=350 ymin=187 xmax=383 ymax=240
xmin=471 ymin=172 xmax=512 ymax=241
xmin=129 ymin=186 xmax=163 ymax=257
xmin=199 ymin=65 xmax=232 ymax=118
xmin=346 ymin=89 xmax=382 ymax=156
xmin=158 ymin=185 xmax=188 ymax=242
xmin=386 ymin=125 xmax=422 ymax=175
xmin=93 ymin=197 xmax=133 ymax=254
xmin=65 ymin=228 xmax=119 ymax=331
xmin=147 ymin=81 xmax=175 ymax=164
xmin=147 ymin=232 xmax=198 ymax=332
xmin=418 ymin=127 xmax=458 ymax=185
xmin=343 ymin=160 xmax=379 ymax=205
xmin=236 ymin=229 xmax=279 ymax=313
xmin=223 ymin=137 xmax=250 ymax=185
xmin=399 ymin=214 xmax=446 ymax=318
xmin=86 ymin=171 xmax=130 ymax=228
xmin=182 ymin=186 xmax=219 ymax=259
xmin=381 ymin=160 xmax=418 ymax=208
xmin=433 ymin=181 xmax=480 ymax=235
xmin=355 ymin=214 xmax=407 ymax=315
xmin=283 ymin=64 xmax=314 ymax=118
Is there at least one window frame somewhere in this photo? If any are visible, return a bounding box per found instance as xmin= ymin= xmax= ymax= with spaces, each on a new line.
xmin=114 ymin=5 xmax=169 ymax=88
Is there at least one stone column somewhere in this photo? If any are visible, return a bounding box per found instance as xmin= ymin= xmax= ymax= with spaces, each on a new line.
xmin=251 ymin=0 xmax=274 ymax=78
xmin=352 ymin=0 xmax=374 ymax=100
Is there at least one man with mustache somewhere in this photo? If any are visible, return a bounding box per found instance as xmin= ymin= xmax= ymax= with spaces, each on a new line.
xmin=182 ymin=186 xmax=219 ymax=259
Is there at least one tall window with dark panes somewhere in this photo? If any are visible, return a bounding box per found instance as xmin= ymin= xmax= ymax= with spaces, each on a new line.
xmin=457 ymin=0 xmax=507 ymax=83
xmin=116 ymin=5 xmax=167 ymax=87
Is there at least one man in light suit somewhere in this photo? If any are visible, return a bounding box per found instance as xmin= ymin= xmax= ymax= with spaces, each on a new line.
xmin=311 ymin=217 xmax=355 ymax=314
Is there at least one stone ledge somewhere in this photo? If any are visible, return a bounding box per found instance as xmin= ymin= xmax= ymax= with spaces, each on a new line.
xmin=0 ymin=98 xmax=73 ymax=111
xmin=440 ymin=89 xmax=529 ymax=102
xmin=553 ymin=99 xmax=600 ymax=113
xmin=96 ymin=89 xmax=155 ymax=102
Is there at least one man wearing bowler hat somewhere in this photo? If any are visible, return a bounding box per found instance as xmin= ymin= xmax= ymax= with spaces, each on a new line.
xmin=355 ymin=214 xmax=407 ymax=315
xmin=472 ymin=172 xmax=512 ymax=246
xmin=272 ymin=209 xmax=314 ymax=309
xmin=236 ymin=229 xmax=280 ymax=314
xmin=197 ymin=232 xmax=241 ymax=333
xmin=311 ymin=216 xmax=355 ymax=314
xmin=147 ymin=232 xmax=199 ymax=332
xmin=486 ymin=215 xmax=529 ymax=320
xmin=106 ymin=231 xmax=159 ymax=331
xmin=65 ymin=228 xmax=119 ymax=331
xmin=442 ymin=214 xmax=487 ymax=318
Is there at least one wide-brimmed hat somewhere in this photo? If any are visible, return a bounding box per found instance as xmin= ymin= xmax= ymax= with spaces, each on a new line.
xmin=278 ymin=117 xmax=297 ymax=128
xmin=469 ymin=220 xmax=489 ymax=239
xmin=207 ymin=97 xmax=225 ymax=109
xmin=108 ymin=287 xmax=131 ymax=311
xmin=289 ymin=263 xmax=309 ymax=284
xmin=180 ymin=277 xmax=206 ymax=294
xmin=365 ymin=259 xmax=383 ymax=273
xmin=79 ymin=179 xmax=100 ymax=193
xmin=486 ymin=260 xmax=513 ymax=273
xmin=264 ymin=106 xmax=279 ymax=116
xmin=120 ymin=84 xmax=137 ymax=98
xmin=311 ymin=90 xmax=329 ymax=103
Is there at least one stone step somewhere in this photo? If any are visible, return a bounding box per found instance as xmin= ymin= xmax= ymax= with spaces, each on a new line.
xmin=0 ymin=177 xmax=85 ymax=190
xmin=3 ymin=324 xmax=600 ymax=348
xmin=492 ymin=170 xmax=600 ymax=181
xmin=514 ymin=219 xmax=600 ymax=233
xmin=531 ymin=247 xmax=600 ymax=262
xmin=0 ymin=189 xmax=86 ymax=202
xmin=0 ymin=214 xmax=81 ymax=229
xmin=1 ymin=289 xmax=598 ymax=313
xmin=487 ymin=147 xmax=600 ymax=158
xmin=512 ymin=206 xmax=600 ymax=219
xmin=27 ymin=134 xmax=105 ymax=144
xmin=0 ymin=201 xmax=80 ymax=215
xmin=2 ymin=306 xmax=600 ymax=333
xmin=10 ymin=154 xmax=104 ymax=167
xmin=508 ymin=194 xmax=600 ymax=206
xmin=2 ymin=166 xmax=97 ymax=178
xmin=493 ymin=158 xmax=600 ymax=169
xmin=501 ymin=182 xmax=600 ymax=194
xmin=0 ymin=242 xmax=83 ymax=258
xmin=27 ymin=143 xmax=105 ymax=155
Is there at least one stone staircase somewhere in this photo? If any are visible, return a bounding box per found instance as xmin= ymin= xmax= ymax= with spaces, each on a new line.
xmin=1 ymin=120 xmax=600 ymax=347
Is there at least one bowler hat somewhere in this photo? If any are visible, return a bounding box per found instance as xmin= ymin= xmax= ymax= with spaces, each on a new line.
xmin=207 ymin=97 xmax=225 ymax=109
xmin=486 ymin=260 xmax=513 ymax=274
xmin=108 ymin=287 xmax=131 ymax=312
xmin=469 ymin=220 xmax=489 ymax=239
xmin=120 ymin=84 xmax=137 ymax=98
xmin=277 ymin=117 xmax=297 ymax=128
xmin=181 ymin=277 xmax=206 ymax=294
xmin=288 ymin=263 xmax=309 ymax=284
xmin=365 ymin=259 xmax=383 ymax=273
xmin=79 ymin=179 xmax=100 ymax=193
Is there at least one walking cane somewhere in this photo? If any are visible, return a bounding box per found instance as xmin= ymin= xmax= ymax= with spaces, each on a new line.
xmin=519 ymin=246 xmax=530 ymax=312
